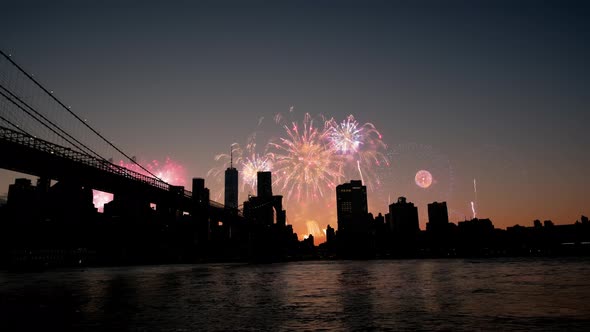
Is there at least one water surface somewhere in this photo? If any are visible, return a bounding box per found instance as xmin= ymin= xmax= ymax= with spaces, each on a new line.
xmin=1 ymin=258 xmax=590 ymax=331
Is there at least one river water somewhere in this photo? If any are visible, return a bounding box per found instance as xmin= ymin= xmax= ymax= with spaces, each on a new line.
xmin=1 ymin=258 xmax=590 ymax=331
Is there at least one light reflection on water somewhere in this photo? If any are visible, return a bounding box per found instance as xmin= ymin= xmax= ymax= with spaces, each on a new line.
xmin=1 ymin=258 xmax=590 ymax=331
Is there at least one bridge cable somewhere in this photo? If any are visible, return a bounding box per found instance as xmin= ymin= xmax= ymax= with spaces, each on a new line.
xmin=0 ymin=113 xmax=30 ymax=135
xmin=0 ymin=89 xmax=116 ymax=163
xmin=0 ymin=83 xmax=106 ymax=160
xmin=0 ymin=49 xmax=164 ymax=182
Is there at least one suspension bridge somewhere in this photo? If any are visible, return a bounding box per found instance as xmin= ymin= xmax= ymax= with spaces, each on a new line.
xmin=0 ymin=49 xmax=232 ymax=219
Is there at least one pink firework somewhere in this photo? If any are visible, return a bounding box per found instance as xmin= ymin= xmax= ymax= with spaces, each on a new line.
xmin=146 ymin=158 xmax=187 ymax=186
xmin=117 ymin=157 xmax=187 ymax=186
xmin=92 ymin=190 xmax=113 ymax=213
xmin=93 ymin=157 xmax=187 ymax=211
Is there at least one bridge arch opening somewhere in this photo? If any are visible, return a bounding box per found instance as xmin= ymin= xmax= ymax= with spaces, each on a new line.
xmin=92 ymin=190 xmax=114 ymax=213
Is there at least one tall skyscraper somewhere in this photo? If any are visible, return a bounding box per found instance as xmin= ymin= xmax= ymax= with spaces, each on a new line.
xmin=257 ymin=171 xmax=273 ymax=198
xmin=224 ymin=150 xmax=238 ymax=210
xmin=336 ymin=180 xmax=368 ymax=232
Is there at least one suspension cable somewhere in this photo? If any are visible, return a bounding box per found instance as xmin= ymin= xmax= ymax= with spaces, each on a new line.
xmin=0 ymin=113 xmax=30 ymax=135
xmin=0 ymin=89 xmax=108 ymax=161
xmin=0 ymin=49 xmax=163 ymax=181
xmin=0 ymin=83 xmax=104 ymax=160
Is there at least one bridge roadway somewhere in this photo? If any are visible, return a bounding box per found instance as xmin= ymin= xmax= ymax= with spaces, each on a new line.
xmin=0 ymin=126 xmax=229 ymax=216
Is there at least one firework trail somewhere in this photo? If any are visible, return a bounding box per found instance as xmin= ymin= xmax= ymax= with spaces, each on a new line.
xmin=472 ymin=178 xmax=478 ymax=218
xmin=357 ymin=160 xmax=365 ymax=184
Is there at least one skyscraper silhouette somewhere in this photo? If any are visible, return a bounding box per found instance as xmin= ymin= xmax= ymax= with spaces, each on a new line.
xmin=224 ymin=150 xmax=238 ymax=210
xmin=388 ymin=197 xmax=420 ymax=255
xmin=257 ymin=171 xmax=272 ymax=198
xmin=389 ymin=197 xmax=419 ymax=235
xmin=427 ymin=201 xmax=449 ymax=233
xmin=336 ymin=180 xmax=368 ymax=233
xmin=336 ymin=180 xmax=371 ymax=257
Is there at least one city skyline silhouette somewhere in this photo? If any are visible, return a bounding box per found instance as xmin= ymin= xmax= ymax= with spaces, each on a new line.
xmin=1 ymin=1 xmax=589 ymax=240
xmin=1 ymin=164 xmax=589 ymax=267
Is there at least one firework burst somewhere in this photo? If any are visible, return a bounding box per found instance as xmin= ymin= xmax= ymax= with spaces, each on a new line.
xmin=269 ymin=113 xmax=344 ymax=200
xmin=325 ymin=115 xmax=389 ymax=191
xmin=240 ymin=153 xmax=273 ymax=189
xmin=210 ymin=112 xmax=389 ymax=201
xmin=207 ymin=134 xmax=274 ymax=198
xmin=115 ymin=158 xmax=187 ymax=186
xmin=208 ymin=110 xmax=389 ymax=239
xmin=326 ymin=114 xmax=363 ymax=154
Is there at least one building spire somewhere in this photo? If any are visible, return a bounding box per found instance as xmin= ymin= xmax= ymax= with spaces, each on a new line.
xmin=230 ymin=146 xmax=233 ymax=169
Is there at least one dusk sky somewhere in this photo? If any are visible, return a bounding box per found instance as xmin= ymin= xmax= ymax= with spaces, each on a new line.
xmin=1 ymin=0 xmax=589 ymax=240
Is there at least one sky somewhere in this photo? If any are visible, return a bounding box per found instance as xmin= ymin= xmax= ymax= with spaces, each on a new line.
xmin=1 ymin=0 xmax=589 ymax=240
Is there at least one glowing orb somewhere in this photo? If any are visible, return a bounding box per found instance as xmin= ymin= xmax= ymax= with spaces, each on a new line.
xmin=415 ymin=170 xmax=433 ymax=188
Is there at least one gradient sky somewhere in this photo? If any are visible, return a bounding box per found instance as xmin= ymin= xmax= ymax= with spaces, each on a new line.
xmin=1 ymin=0 xmax=589 ymax=239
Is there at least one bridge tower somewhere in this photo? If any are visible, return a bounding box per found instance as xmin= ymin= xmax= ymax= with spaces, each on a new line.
xmin=192 ymin=178 xmax=210 ymax=244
